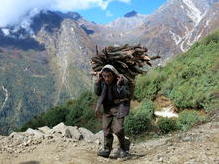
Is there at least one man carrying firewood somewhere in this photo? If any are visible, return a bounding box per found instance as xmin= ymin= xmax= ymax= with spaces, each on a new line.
xmin=94 ymin=64 xmax=131 ymax=158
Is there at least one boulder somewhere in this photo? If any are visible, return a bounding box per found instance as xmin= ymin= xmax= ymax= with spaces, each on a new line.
xmin=67 ymin=126 xmax=82 ymax=140
xmin=51 ymin=123 xmax=83 ymax=139
xmin=79 ymin=127 xmax=95 ymax=142
xmin=9 ymin=132 xmax=25 ymax=140
xmin=25 ymin=128 xmax=45 ymax=138
xmin=51 ymin=122 xmax=71 ymax=138
xmin=94 ymin=130 xmax=104 ymax=144
xmin=52 ymin=122 xmax=67 ymax=132
xmin=38 ymin=126 xmax=51 ymax=134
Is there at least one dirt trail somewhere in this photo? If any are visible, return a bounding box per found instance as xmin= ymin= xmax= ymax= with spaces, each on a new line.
xmin=0 ymin=112 xmax=218 ymax=164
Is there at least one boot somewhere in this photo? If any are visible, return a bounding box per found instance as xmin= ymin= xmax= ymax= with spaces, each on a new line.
xmin=123 ymin=138 xmax=131 ymax=152
xmin=116 ymin=131 xmax=131 ymax=152
xmin=110 ymin=148 xmax=129 ymax=159
xmin=110 ymin=138 xmax=131 ymax=159
xmin=97 ymin=135 xmax=113 ymax=158
xmin=97 ymin=149 xmax=111 ymax=158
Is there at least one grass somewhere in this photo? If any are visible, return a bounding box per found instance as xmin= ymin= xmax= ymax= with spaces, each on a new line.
xmin=19 ymin=29 xmax=219 ymax=137
xmin=135 ymin=30 xmax=219 ymax=112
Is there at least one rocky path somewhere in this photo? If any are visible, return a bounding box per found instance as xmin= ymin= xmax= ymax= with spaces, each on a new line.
xmin=0 ymin=112 xmax=218 ymax=164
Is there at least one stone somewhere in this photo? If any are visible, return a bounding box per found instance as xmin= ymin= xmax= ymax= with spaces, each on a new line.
xmin=79 ymin=127 xmax=95 ymax=142
xmin=67 ymin=126 xmax=82 ymax=140
xmin=182 ymin=136 xmax=192 ymax=142
xmin=25 ymin=128 xmax=45 ymax=138
xmin=94 ymin=130 xmax=104 ymax=144
xmin=38 ymin=126 xmax=51 ymax=134
xmin=52 ymin=122 xmax=67 ymax=132
xmin=9 ymin=132 xmax=25 ymax=139
xmin=51 ymin=122 xmax=71 ymax=138
xmin=8 ymin=132 xmax=27 ymax=145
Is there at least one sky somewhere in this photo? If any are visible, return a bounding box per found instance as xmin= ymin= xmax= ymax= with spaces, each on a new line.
xmin=77 ymin=0 xmax=167 ymax=24
xmin=0 ymin=0 xmax=167 ymax=26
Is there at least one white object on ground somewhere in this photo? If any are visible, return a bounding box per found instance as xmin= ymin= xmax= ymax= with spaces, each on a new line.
xmin=155 ymin=105 xmax=178 ymax=118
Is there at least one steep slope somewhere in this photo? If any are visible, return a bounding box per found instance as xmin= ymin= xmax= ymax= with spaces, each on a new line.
xmin=0 ymin=0 xmax=218 ymax=135
xmin=89 ymin=0 xmax=219 ymax=62
xmin=20 ymin=30 xmax=219 ymax=137
xmin=2 ymin=30 xmax=218 ymax=163
xmin=34 ymin=11 xmax=95 ymax=103
xmin=0 ymin=48 xmax=55 ymax=135
xmin=135 ymin=29 xmax=219 ymax=111
xmin=0 ymin=11 xmax=95 ymax=135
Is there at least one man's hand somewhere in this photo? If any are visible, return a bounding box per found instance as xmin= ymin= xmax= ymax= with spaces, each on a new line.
xmin=117 ymin=75 xmax=124 ymax=86
xmin=95 ymin=72 xmax=103 ymax=83
xmin=95 ymin=109 xmax=102 ymax=118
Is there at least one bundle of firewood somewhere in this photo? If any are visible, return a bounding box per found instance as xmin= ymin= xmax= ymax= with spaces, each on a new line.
xmin=91 ymin=44 xmax=160 ymax=81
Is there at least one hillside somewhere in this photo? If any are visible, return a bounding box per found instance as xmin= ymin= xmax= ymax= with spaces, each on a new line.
xmin=20 ymin=29 xmax=219 ymax=137
xmin=0 ymin=20 xmax=218 ymax=164
xmin=135 ymin=29 xmax=219 ymax=111
xmin=0 ymin=11 xmax=95 ymax=135
xmin=88 ymin=0 xmax=219 ymax=61
xmin=0 ymin=48 xmax=56 ymax=134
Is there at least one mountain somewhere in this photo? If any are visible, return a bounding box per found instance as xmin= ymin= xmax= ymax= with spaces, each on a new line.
xmin=0 ymin=0 xmax=218 ymax=135
xmin=20 ymin=29 xmax=219 ymax=135
xmin=0 ymin=11 xmax=95 ymax=134
xmin=88 ymin=0 xmax=219 ymax=63
xmin=124 ymin=10 xmax=138 ymax=17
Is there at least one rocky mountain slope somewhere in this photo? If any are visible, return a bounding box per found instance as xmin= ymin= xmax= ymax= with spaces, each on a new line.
xmin=86 ymin=0 xmax=219 ymax=62
xmin=0 ymin=111 xmax=218 ymax=164
xmin=0 ymin=11 xmax=95 ymax=135
xmin=0 ymin=0 xmax=218 ymax=135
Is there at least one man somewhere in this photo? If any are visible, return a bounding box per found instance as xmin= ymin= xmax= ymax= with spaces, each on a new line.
xmin=94 ymin=64 xmax=131 ymax=158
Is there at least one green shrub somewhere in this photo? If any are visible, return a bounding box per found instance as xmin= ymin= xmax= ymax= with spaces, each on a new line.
xmin=43 ymin=106 xmax=69 ymax=127
xmin=157 ymin=117 xmax=178 ymax=134
xmin=177 ymin=110 xmax=206 ymax=131
xmin=124 ymin=99 xmax=155 ymax=136
xmin=65 ymin=91 xmax=95 ymax=125
xmin=20 ymin=91 xmax=101 ymax=133
xmin=136 ymin=99 xmax=155 ymax=120
xmin=201 ymin=30 xmax=219 ymax=45
xmin=125 ymin=112 xmax=151 ymax=136
xmin=134 ymin=70 xmax=164 ymax=101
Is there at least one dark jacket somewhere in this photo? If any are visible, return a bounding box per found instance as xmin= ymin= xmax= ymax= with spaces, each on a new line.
xmin=94 ymin=77 xmax=131 ymax=118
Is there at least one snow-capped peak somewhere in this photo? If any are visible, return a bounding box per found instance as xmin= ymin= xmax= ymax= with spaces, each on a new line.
xmin=1 ymin=28 xmax=10 ymax=36
xmin=13 ymin=8 xmax=41 ymax=35
xmin=0 ymin=8 xmax=41 ymax=38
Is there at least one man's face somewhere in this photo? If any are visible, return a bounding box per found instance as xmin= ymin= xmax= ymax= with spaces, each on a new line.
xmin=101 ymin=71 xmax=115 ymax=85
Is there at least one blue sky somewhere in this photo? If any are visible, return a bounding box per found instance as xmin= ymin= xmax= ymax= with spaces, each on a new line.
xmin=76 ymin=0 xmax=167 ymax=24
xmin=0 ymin=0 xmax=167 ymax=27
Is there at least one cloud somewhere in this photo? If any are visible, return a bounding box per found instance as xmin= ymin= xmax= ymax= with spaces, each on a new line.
xmin=0 ymin=0 xmax=131 ymax=27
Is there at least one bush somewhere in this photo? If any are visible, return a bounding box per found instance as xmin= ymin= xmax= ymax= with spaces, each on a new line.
xmin=177 ymin=110 xmax=206 ymax=131
xmin=124 ymin=99 xmax=155 ymax=136
xmin=134 ymin=70 xmax=164 ymax=101
xmin=136 ymin=99 xmax=155 ymax=120
xmin=157 ymin=117 xmax=178 ymax=134
xmin=65 ymin=91 xmax=95 ymax=125
xmin=201 ymin=30 xmax=219 ymax=45
xmin=20 ymin=91 xmax=101 ymax=133
xmin=42 ymin=106 xmax=69 ymax=128
xmin=125 ymin=112 xmax=151 ymax=136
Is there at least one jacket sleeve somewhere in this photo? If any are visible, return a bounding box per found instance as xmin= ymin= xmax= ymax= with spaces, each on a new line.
xmin=94 ymin=81 xmax=102 ymax=96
